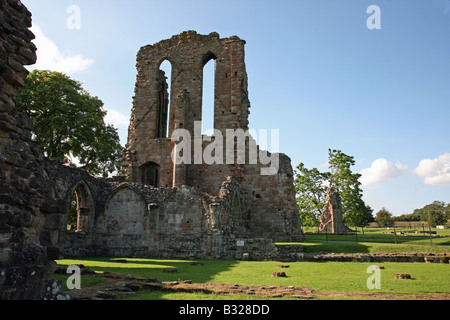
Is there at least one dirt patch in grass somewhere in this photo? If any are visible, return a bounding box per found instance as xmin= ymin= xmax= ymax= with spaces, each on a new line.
xmin=64 ymin=271 xmax=450 ymax=301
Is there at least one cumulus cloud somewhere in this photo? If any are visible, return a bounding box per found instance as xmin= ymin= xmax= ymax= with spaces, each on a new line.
xmin=105 ymin=109 xmax=129 ymax=127
xmin=414 ymin=153 xmax=450 ymax=186
xmin=29 ymin=25 xmax=94 ymax=74
xmin=359 ymin=158 xmax=408 ymax=186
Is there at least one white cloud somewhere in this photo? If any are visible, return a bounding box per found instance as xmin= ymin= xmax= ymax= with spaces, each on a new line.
xmin=414 ymin=153 xmax=450 ymax=186
xmin=29 ymin=24 xmax=94 ymax=74
xmin=359 ymin=158 xmax=408 ymax=186
xmin=105 ymin=109 xmax=129 ymax=127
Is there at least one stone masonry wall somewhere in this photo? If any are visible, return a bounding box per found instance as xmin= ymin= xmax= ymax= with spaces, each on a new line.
xmin=0 ymin=0 xmax=67 ymax=300
xmin=122 ymin=31 xmax=305 ymax=243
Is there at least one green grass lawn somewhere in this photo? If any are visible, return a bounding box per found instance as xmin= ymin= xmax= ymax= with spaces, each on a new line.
xmin=55 ymin=227 xmax=449 ymax=300
xmin=302 ymin=226 xmax=450 ymax=246
xmin=278 ymin=241 xmax=450 ymax=254
xmin=56 ymin=257 xmax=450 ymax=299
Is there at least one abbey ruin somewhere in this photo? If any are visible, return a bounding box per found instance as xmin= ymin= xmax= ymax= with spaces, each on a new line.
xmin=0 ymin=0 xmax=304 ymax=299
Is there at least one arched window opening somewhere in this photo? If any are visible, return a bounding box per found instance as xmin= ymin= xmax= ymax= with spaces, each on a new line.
xmin=141 ymin=161 xmax=160 ymax=187
xmin=157 ymin=60 xmax=172 ymax=138
xmin=67 ymin=183 xmax=92 ymax=232
xmin=202 ymin=57 xmax=216 ymax=135
xmin=67 ymin=193 xmax=78 ymax=230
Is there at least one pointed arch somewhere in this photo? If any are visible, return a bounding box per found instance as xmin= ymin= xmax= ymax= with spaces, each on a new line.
xmin=202 ymin=53 xmax=216 ymax=135
xmin=156 ymin=59 xmax=172 ymax=138
xmin=65 ymin=180 xmax=95 ymax=233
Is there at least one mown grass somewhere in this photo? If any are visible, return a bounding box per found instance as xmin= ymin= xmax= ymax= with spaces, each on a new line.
xmin=56 ymin=257 xmax=450 ymax=299
xmin=278 ymin=241 xmax=450 ymax=254
xmin=302 ymin=227 xmax=450 ymax=246
xmin=55 ymin=226 xmax=449 ymax=300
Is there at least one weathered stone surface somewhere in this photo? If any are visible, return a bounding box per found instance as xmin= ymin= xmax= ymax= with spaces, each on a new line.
xmin=394 ymin=273 xmax=411 ymax=279
xmin=44 ymin=32 xmax=305 ymax=261
xmin=319 ymin=187 xmax=352 ymax=234
xmin=0 ymin=0 xmax=64 ymax=300
xmin=299 ymin=252 xmax=449 ymax=263
xmin=162 ymin=268 xmax=178 ymax=273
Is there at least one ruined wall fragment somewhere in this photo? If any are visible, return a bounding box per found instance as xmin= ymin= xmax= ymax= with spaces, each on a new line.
xmin=0 ymin=0 xmax=67 ymax=299
xmin=122 ymin=31 xmax=305 ymax=243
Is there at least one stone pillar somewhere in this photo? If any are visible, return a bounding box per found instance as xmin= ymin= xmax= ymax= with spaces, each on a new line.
xmin=319 ymin=188 xmax=352 ymax=234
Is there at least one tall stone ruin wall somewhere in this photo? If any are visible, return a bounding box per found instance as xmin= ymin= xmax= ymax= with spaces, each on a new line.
xmin=122 ymin=31 xmax=305 ymax=243
xmin=0 ymin=0 xmax=67 ymax=300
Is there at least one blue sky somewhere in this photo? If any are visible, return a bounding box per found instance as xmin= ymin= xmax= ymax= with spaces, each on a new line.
xmin=22 ymin=0 xmax=450 ymax=216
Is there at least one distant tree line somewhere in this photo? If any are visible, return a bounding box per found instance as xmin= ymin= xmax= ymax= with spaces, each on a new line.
xmin=374 ymin=201 xmax=450 ymax=228
xmin=295 ymin=149 xmax=449 ymax=230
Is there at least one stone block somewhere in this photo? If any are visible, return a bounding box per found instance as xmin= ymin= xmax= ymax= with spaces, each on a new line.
xmin=39 ymin=229 xmax=58 ymax=246
xmin=40 ymin=198 xmax=66 ymax=214
xmin=394 ymin=273 xmax=411 ymax=279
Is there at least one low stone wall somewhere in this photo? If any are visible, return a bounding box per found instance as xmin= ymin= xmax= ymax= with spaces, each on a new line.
xmin=301 ymin=252 xmax=449 ymax=263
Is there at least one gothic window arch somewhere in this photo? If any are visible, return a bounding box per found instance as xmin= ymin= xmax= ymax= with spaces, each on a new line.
xmin=156 ymin=59 xmax=172 ymax=138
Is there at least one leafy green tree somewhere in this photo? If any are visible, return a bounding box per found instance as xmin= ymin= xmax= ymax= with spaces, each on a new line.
xmin=17 ymin=70 xmax=123 ymax=177
xmin=394 ymin=212 xmax=421 ymax=222
xmin=424 ymin=210 xmax=446 ymax=227
xmin=294 ymin=163 xmax=330 ymax=227
xmin=358 ymin=205 xmax=375 ymax=227
xmin=375 ymin=207 xmax=394 ymax=227
xmin=327 ymin=149 xmax=366 ymax=226
xmin=294 ymin=149 xmax=371 ymax=228
xmin=420 ymin=201 xmax=447 ymax=227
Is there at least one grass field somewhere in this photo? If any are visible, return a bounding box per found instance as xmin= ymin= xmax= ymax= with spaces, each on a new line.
xmin=302 ymin=226 xmax=450 ymax=246
xmin=56 ymin=257 xmax=450 ymax=299
xmin=55 ymin=226 xmax=449 ymax=300
xmin=280 ymin=241 xmax=449 ymax=254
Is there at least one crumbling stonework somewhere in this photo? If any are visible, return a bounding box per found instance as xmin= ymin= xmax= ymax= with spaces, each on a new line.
xmin=1 ymin=12 xmax=305 ymax=298
xmin=50 ymin=32 xmax=304 ymax=260
xmin=121 ymin=31 xmax=304 ymax=243
xmin=0 ymin=0 xmax=66 ymax=299
xmin=319 ymin=187 xmax=352 ymax=234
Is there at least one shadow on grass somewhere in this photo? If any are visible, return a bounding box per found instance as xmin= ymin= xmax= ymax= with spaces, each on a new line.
xmin=57 ymin=257 xmax=239 ymax=284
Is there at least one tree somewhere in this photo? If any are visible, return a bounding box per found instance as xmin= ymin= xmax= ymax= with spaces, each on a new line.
xmin=375 ymin=207 xmax=394 ymax=227
xmin=327 ymin=149 xmax=366 ymax=226
xmin=425 ymin=210 xmax=446 ymax=227
xmin=294 ymin=149 xmax=371 ymax=228
xmin=294 ymin=163 xmax=330 ymax=227
xmin=17 ymin=70 xmax=123 ymax=177
xmin=359 ymin=205 xmax=375 ymax=228
xmin=394 ymin=212 xmax=421 ymax=222
xmin=420 ymin=201 xmax=447 ymax=227
xmin=404 ymin=201 xmax=449 ymax=226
